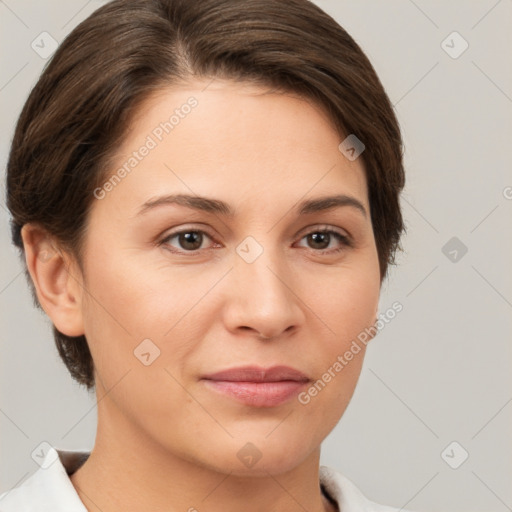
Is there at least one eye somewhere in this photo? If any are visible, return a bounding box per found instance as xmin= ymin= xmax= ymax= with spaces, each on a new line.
xmin=295 ymin=227 xmax=352 ymax=254
xmin=159 ymin=225 xmax=352 ymax=256
xmin=161 ymin=229 xmax=216 ymax=253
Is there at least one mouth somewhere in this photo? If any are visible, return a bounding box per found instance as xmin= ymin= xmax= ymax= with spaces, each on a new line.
xmin=201 ymin=365 xmax=310 ymax=407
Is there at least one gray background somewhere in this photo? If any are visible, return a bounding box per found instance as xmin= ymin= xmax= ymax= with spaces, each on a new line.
xmin=1 ymin=1 xmax=511 ymax=511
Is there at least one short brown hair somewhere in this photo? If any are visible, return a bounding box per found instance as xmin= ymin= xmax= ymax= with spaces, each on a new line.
xmin=6 ymin=0 xmax=406 ymax=391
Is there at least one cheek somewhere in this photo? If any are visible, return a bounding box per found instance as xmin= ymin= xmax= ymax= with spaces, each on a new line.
xmin=310 ymin=264 xmax=380 ymax=348
xmin=80 ymin=250 xmax=216 ymax=390
xmin=300 ymin=261 xmax=379 ymax=406
xmin=79 ymin=254 xmax=164 ymax=378
xmin=296 ymin=278 xmax=376 ymax=440
xmin=81 ymin=245 xmax=178 ymax=334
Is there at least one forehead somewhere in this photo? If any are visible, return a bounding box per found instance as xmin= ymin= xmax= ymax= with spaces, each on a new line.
xmin=95 ymin=78 xmax=369 ymax=218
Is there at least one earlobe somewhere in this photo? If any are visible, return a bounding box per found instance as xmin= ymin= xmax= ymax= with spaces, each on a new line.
xmin=21 ymin=224 xmax=85 ymax=337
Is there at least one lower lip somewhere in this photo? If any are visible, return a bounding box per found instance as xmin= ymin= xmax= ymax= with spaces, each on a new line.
xmin=202 ymin=380 xmax=308 ymax=407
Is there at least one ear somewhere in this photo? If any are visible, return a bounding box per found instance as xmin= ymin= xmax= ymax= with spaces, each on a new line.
xmin=21 ymin=224 xmax=85 ymax=337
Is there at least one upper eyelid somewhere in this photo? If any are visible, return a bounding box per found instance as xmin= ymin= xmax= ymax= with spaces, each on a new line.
xmin=296 ymin=223 xmax=349 ymax=238
xmin=161 ymin=225 xmax=217 ymax=242
xmin=163 ymin=223 xmax=348 ymax=236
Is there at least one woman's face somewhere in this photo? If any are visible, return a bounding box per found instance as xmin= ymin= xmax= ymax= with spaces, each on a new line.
xmin=77 ymin=79 xmax=380 ymax=474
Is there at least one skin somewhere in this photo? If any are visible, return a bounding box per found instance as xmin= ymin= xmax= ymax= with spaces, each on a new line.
xmin=22 ymin=78 xmax=381 ymax=512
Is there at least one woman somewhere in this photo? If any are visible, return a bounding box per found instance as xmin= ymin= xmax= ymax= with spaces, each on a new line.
xmin=1 ymin=0 xmax=409 ymax=510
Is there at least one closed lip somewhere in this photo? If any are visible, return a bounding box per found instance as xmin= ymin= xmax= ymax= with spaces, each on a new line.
xmin=201 ymin=365 xmax=310 ymax=383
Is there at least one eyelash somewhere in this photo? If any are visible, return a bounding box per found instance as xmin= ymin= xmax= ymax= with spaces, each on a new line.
xmin=159 ymin=225 xmax=353 ymax=256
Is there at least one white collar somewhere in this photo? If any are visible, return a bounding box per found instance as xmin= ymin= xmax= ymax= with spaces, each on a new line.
xmin=0 ymin=446 xmax=406 ymax=512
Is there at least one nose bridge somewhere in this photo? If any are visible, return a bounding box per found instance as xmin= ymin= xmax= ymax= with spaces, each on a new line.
xmin=234 ymin=234 xmax=286 ymax=297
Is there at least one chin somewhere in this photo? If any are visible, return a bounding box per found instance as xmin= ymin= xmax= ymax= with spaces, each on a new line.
xmin=194 ymin=432 xmax=317 ymax=477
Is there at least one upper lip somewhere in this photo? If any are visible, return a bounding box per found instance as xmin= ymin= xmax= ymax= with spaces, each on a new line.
xmin=202 ymin=365 xmax=310 ymax=383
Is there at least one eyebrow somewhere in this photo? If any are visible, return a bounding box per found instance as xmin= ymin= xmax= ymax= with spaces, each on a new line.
xmin=137 ymin=193 xmax=367 ymax=218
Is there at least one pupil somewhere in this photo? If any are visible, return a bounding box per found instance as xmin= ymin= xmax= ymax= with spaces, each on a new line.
xmin=180 ymin=232 xmax=202 ymax=250
xmin=309 ymin=232 xmax=329 ymax=249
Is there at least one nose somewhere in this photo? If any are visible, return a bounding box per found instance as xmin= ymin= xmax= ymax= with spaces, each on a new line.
xmin=221 ymin=242 xmax=305 ymax=340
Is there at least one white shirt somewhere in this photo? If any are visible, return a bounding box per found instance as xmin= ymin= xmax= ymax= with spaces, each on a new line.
xmin=0 ymin=446 xmax=411 ymax=511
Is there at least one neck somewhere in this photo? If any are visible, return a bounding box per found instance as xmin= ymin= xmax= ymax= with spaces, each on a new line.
xmin=70 ymin=398 xmax=337 ymax=512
